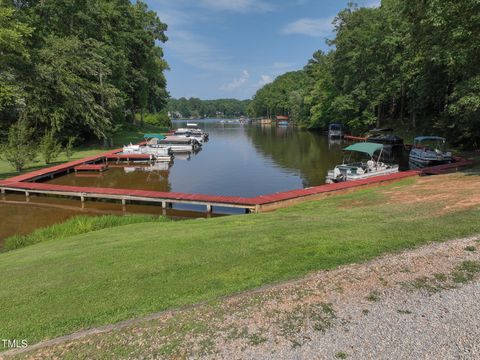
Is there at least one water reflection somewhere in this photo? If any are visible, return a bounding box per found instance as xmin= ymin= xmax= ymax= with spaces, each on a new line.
xmin=245 ymin=125 xmax=344 ymax=188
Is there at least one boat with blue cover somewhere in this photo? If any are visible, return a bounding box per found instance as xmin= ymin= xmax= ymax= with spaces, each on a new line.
xmin=409 ymin=136 xmax=452 ymax=167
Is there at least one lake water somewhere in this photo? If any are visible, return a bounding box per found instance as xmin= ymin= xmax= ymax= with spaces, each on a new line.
xmin=0 ymin=119 xmax=349 ymax=243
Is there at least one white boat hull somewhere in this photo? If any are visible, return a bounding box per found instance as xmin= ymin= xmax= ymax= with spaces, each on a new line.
xmin=326 ymin=164 xmax=399 ymax=183
xmin=162 ymin=144 xmax=194 ymax=153
xmin=122 ymin=145 xmax=173 ymax=161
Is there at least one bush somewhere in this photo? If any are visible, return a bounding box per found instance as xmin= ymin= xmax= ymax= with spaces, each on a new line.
xmin=39 ymin=131 xmax=62 ymax=164
xmin=64 ymin=136 xmax=76 ymax=159
xmin=3 ymin=215 xmax=169 ymax=251
xmin=0 ymin=118 xmax=36 ymax=172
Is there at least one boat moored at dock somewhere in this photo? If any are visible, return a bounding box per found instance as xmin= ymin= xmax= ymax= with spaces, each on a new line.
xmin=409 ymin=136 xmax=452 ymax=167
xmin=366 ymin=128 xmax=404 ymax=159
xmin=122 ymin=144 xmax=172 ymax=162
xmin=326 ymin=142 xmax=399 ymax=183
xmin=159 ymin=136 xmax=201 ymax=153
xmin=328 ymin=123 xmax=344 ymax=139
xmin=174 ymin=129 xmax=208 ymax=142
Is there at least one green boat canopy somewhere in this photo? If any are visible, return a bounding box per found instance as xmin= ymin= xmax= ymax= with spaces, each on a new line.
xmin=343 ymin=142 xmax=383 ymax=156
xmin=144 ymin=134 xmax=165 ymax=140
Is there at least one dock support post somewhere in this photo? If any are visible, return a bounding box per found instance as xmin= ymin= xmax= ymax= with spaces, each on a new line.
xmin=122 ymin=199 xmax=126 ymax=206
xmin=80 ymin=195 xmax=85 ymax=203
xmin=206 ymin=204 xmax=212 ymax=213
xmin=162 ymin=201 xmax=167 ymax=209
xmin=25 ymin=191 xmax=30 ymax=202
xmin=1 ymin=188 xmax=5 ymax=200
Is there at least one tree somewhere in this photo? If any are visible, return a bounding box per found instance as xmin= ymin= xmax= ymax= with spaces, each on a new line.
xmin=0 ymin=117 xmax=36 ymax=172
xmin=167 ymin=98 xmax=251 ymax=118
xmin=39 ymin=131 xmax=62 ymax=164
xmin=27 ymin=36 xmax=121 ymax=140
xmin=1 ymin=0 xmax=169 ymax=144
xmin=64 ymin=136 xmax=76 ymax=160
xmin=249 ymin=71 xmax=310 ymax=125
xmin=0 ymin=3 xmax=33 ymax=130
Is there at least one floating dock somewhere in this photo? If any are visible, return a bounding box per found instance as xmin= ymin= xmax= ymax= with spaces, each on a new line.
xmin=74 ymin=164 xmax=108 ymax=173
xmin=106 ymin=153 xmax=154 ymax=162
xmin=0 ymin=147 xmax=474 ymax=214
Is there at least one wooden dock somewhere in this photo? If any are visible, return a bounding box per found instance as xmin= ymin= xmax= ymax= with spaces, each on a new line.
xmin=74 ymin=164 xmax=108 ymax=173
xmin=105 ymin=153 xmax=154 ymax=162
xmin=0 ymin=147 xmax=474 ymax=215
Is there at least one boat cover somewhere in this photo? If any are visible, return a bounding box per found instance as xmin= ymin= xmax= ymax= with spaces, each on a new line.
xmin=343 ymin=142 xmax=383 ymax=156
xmin=414 ymin=136 xmax=446 ymax=142
xmin=144 ymin=134 xmax=166 ymax=140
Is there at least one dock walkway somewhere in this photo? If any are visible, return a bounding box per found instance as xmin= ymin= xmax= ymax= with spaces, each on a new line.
xmin=0 ymin=147 xmax=474 ymax=214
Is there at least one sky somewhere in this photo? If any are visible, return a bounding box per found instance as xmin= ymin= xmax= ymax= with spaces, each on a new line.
xmin=146 ymin=0 xmax=380 ymax=100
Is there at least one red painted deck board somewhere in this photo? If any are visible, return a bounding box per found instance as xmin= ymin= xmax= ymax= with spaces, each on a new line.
xmin=344 ymin=135 xmax=367 ymax=142
xmin=74 ymin=164 xmax=108 ymax=172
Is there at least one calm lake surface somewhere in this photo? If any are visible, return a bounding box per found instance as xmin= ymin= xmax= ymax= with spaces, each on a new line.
xmin=0 ymin=119 xmax=346 ymax=243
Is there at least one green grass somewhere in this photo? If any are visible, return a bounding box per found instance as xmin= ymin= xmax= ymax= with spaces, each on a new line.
xmin=0 ymin=147 xmax=105 ymax=180
xmin=0 ymin=123 xmax=168 ymax=180
xmin=0 ymin=181 xmax=479 ymax=349
xmin=3 ymin=215 xmax=169 ymax=252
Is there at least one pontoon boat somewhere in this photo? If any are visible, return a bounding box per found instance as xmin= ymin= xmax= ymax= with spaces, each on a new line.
xmin=326 ymin=142 xmax=399 ymax=183
xmin=409 ymin=136 xmax=452 ymax=166
xmin=328 ymin=123 xmax=343 ymax=139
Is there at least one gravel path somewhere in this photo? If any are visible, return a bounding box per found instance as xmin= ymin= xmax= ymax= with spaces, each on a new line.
xmin=5 ymin=235 xmax=480 ymax=359
xmin=238 ymin=273 xmax=480 ymax=360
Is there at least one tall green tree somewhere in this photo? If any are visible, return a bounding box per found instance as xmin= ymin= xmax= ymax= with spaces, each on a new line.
xmin=0 ymin=2 xmax=33 ymax=131
xmin=248 ymin=71 xmax=310 ymax=125
xmin=1 ymin=0 xmax=169 ymax=143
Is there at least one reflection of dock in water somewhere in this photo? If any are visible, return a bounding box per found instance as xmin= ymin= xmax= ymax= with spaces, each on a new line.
xmin=0 ymin=195 xmax=225 ymax=219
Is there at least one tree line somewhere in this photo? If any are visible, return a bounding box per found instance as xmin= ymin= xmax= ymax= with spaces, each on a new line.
xmin=167 ymin=98 xmax=250 ymax=119
xmin=248 ymin=0 xmax=480 ymax=147
xmin=1 ymin=0 xmax=168 ymax=145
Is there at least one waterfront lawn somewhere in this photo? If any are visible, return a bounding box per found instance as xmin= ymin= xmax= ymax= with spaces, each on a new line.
xmin=0 ymin=124 xmax=167 ymax=180
xmin=1 ymin=174 xmax=480 ymax=348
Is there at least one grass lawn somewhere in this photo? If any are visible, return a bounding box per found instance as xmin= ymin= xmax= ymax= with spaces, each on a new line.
xmin=0 ymin=124 xmax=168 ymax=180
xmin=1 ymin=172 xmax=480 ymax=349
